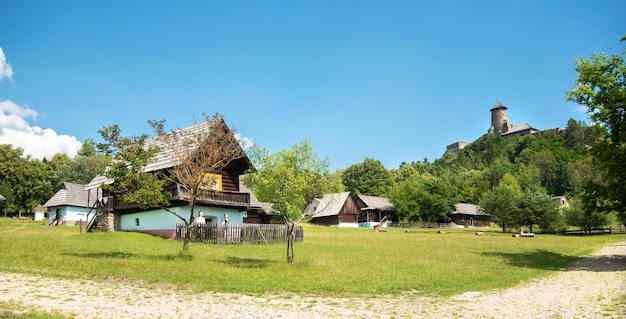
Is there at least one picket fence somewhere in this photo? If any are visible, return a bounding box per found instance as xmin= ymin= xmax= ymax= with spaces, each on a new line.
xmin=175 ymin=223 xmax=304 ymax=244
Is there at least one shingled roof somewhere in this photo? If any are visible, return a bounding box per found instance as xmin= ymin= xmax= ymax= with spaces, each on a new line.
xmin=45 ymin=182 xmax=97 ymax=208
xmin=239 ymin=181 xmax=274 ymax=214
xmin=85 ymin=118 xmax=250 ymax=190
xmin=450 ymin=203 xmax=488 ymax=216
xmin=357 ymin=195 xmax=394 ymax=211
xmin=304 ymin=192 xmax=351 ymax=218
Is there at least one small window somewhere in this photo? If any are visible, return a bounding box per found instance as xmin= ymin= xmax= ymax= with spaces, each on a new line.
xmin=242 ymin=211 xmax=248 ymax=218
xmin=201 ymin=173 xmax=223 ymax=190
xmin=135 ymin=218 xmax=140 ymax=226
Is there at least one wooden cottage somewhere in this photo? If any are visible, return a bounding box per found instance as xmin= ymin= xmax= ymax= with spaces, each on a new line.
xmin=85 ymin=118 xmax=254 ymax=238
xmin=449 ymin=203 xmax=490 ymax=228
xmin=239 ymin=181 xmax=278 ymax=224
xmin=44 ymin=182 xmax=97 ymax=226
xmin=355 ymin=195 xmax=398 ymax=227
xmin=305 ymin=192 xmax=360 ymax=227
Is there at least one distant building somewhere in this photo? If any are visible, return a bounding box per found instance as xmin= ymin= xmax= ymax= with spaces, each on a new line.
xmin=446 ymin=141 xmax=470 ymax=154
xmin=489 ymin=100 xmax=538 ymax=138
xmin=552 ymin=196 xmax=570 ymax=208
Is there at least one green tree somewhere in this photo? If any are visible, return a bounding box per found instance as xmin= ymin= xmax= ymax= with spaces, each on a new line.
xmin=564 ymin=196 xmax=613 ymax=234
xmin=566 ymin=36 xmax=626 ymax=225
xmin=244 ymin=139 xmax=343 ymax=263
xmin=479 ymin=174 xmax=522 ymax=233
xmin=516 ymin=191 xmax=559 ymax=233
xmin=389 ymin=174 xmax=456 ymax=223
xmin=57 ymin=140 xmax=111 ymax=184
xmin=341 ymin=158 xmax=393 ymax=197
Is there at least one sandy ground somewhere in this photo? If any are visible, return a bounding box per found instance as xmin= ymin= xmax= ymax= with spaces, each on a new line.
xmin=1 ymin=241 xmax=625 ymax=319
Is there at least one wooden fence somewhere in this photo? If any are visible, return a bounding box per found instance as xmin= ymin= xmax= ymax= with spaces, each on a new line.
xmin=560 ymin=227 xmax=626 ymax=236
xmin=176 ymin=223 xmax=304 ymax=244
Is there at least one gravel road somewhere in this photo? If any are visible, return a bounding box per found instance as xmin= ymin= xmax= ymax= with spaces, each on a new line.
xmin=1 ymin=241 xmax=624 ymax=318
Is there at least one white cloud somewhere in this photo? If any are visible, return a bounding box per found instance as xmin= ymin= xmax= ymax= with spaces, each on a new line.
xmin=235 ymin=132 xmax=254 ymax=150
xmin=0 ymin=100 xmax=82 ymax=160
xmin=0 ymin=47 xmax=13 ymax=81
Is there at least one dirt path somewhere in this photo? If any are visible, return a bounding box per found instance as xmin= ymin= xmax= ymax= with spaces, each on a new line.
xmin=1 ymin=241 xmax=625 ymax=318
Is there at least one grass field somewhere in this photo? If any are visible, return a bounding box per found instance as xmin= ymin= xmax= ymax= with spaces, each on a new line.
xmin=1 ymin=219 xmax=624 ymax=298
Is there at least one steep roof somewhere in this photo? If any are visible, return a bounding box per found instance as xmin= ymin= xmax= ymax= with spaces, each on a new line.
xmin=357 ymin=195 xmax=394 ymax=211
xmin=85 ymin=118 xmax=250 ymax=190
xmin=305 ymin=192 xmax=351 ymax=218
xmin=44 ymin=182 xmax=96 ymax=208
xmin=490 ymin=100 xmax=507 ymax=111
xmin=143 ymin=119 xmax=215 ymax=173
xmin=451 ymin=203 xmax=488 ymax=216
xmin=33 ymin=204 xmax=47 ymax=212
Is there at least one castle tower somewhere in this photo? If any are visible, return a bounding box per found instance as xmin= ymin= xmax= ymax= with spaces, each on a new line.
xmin=489 ymin=100 xmax=512 ymax=135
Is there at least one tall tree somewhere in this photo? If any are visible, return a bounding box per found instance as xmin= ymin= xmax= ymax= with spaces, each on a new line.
xmin=389 ymin=174 xmax=456 ymax=223
xmin=245 ymin=139 xmax=343 ymax=263
xmin=57 ymin=140 xmax=111 ymax=184
xmin=566 ymin=36 xmax=626 ymax=226
xmin=479 ymin=174 xmax=522 ymax=233
xmin=341 ymin=158 xmax=393 ymax=197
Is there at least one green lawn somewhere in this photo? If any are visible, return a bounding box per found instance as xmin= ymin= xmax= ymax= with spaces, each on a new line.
xmin=1 ymin=219 xmax=624 ymax=297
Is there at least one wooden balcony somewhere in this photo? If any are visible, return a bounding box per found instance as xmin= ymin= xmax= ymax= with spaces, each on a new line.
xmin=97 ymin=184 xmax=250 ymax=214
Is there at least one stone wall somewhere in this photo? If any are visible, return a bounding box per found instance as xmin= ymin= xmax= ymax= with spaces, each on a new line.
xmin=97 ymin=211 xmax=119 ymax=232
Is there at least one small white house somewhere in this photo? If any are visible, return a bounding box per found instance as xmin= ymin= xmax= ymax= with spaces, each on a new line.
xmin=44 ymin=182 xmax=97 ymax=225
xmin=33 ymin=204 xmax=47 ymax=221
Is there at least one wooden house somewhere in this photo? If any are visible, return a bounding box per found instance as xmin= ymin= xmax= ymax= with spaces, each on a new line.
xmin=449 ymin=203 xmax=490 ymax=228
xmin=355 ymin=195 xmax=398 ymax=227
xmin=305 ymin=192 xmax=360 ymax=227
xmin=239 ymin=181 xmax=278 ymax=224
xmin=85 ymin=118 xmax=254 ymax=238
xmin=44 ymin=182 xmax=97 ymax=226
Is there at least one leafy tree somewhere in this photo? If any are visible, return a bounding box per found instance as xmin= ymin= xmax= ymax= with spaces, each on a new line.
xmin=516 ymin=191 xmax=558 ymax=233
xmin=341 ymin=158 xmax=393 ymax=197
xmin=390 ymin=174 xmax=456 ymax=223
xmin=566 ymin=36 xmax=626 ymax=225
xmin=564 ymin=196 xmax=613 ymax=234
xmin=390 ymin=162 xmax=420 ymax=184
xmin=479 ymin=174 xmax=521 ymax=233
xmin=245 ymin=139 xmax=343 ymax=263
xmin=389 ymin=177 xmax=422 ymax=222
xmin=57 ymin=140 xmax=111 ymax=184
xmin=0 ymin=144 xmax=51 ymax=216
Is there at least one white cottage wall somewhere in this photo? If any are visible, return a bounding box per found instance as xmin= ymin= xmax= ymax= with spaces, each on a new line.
xmin=120 ymin=205 xmax=242 ymax=232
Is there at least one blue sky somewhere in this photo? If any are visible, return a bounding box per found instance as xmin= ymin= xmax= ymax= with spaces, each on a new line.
xmin=1 ymin=1 xmax=624 ymax=170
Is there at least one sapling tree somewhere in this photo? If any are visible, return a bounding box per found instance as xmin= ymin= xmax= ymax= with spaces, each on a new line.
xmin=244 ymin=139 xmax=343 ymax=263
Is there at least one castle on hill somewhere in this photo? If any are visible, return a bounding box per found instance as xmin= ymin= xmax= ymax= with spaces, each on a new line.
xmin=446 ymin=100 xmax=562 ymax=154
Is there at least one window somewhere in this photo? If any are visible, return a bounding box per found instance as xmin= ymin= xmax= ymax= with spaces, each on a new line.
xmin=135 ymin=218 xmax=140 ymax=226
xmin=201 ymin=173 xmax=222 ymax=190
